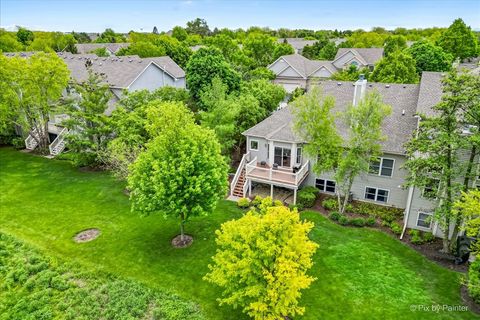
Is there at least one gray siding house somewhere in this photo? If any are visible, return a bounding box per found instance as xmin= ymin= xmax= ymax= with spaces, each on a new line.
xmin=74 ymin=43 xmax=130 ymax=55
xmin=268 ymin=48 xmax=384 ymax=92
xmin=232 ymin=71 xmax=480 ymax=239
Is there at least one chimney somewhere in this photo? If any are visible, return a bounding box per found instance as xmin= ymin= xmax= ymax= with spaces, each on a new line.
xmin=353 ymin=74 xmax=367 ymax=106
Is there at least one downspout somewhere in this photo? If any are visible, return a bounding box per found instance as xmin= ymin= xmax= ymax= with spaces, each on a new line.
xmin=400 ymin=115 xmax=422 ymax=239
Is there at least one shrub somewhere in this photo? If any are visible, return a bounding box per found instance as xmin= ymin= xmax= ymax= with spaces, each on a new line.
xmin=338 ymin=215 xmax=349 ymax=226
xmin=237 ymin=198 xmax=250 ymax=208
xmin=301 ymin=186 xmax=320 ymax=195
xmin=409 ymin=229 xmax=424 ymax=245
xmin=288 ymin=204 xmax=301 ymax=211
xmin=349 ymin=217 xmax=366 ymax=227
xmin=297 ymin=190 xmax=316 ymax=208
xmin=329 ymin=211 xmax=341 ymax=222
xmin=381 ymin=220 xmax=391 ymax=227
xmin=251 ymin=195 xmax=263 ymax=207
xmin=273 ymin=200 xmax=284 ymax=207
xmin=322 ymin=198 xmax=338 ymax=210
xmin=11 ymin=137 xmax=25 ymax=150
xmin=423 ymin=232 xmax=436 ymax=243
xmin=468 ymin=260 xmax=480 ymax=304
xmin=408 ymin=229 xmax=420 ymax=237
xmin=390 ymin=222 xmax=402 ymax=235
xmin=258 ymin=196 xmax=274 ymax=212
xmin=366 ymin=217 xmax=376 ymax=226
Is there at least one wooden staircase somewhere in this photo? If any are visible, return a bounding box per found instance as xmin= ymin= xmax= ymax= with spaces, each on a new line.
xmin=232 ymin=169 xmax=246 ymax=197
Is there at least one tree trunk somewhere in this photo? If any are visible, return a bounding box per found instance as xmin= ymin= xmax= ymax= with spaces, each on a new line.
xmin=179 ymin=214 xmax=185 ymax=242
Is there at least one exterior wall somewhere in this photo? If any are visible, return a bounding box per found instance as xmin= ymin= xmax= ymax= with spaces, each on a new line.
xmin=304 ymin=153 xmax=409 ymax=209
xmin=273 ymin=78 xmax=307 ymax=93
xmin=129 ymin=63 xmax=185 ymax=91
xmin=245 ymin=138 xmax=305 ymax=169
xmin=269 ymin=59 xmax=290 ymax=74
xmin=310 ymin=67 xmax=334 ymax=78
xmin=277 ymin=66 xmax=303 ymax=78
xmin=246 ymin=136 xmax=269 ymax=163
xmin=333 ymin=51 xmax=358 ymax=69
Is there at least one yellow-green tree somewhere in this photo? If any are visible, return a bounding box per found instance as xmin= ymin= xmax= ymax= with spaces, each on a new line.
xmin=204 ymin=205 xmax=318 ymax=320
xmin=453 ymin=190 xmax=480 ymax=254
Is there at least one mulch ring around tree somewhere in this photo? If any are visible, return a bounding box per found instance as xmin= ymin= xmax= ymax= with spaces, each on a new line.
xmin=461 ymin=284 xmax=480 ymax=314
xmin=74 ymin=228 xmax=101 ymax=243
xmin=171 ymin=234 xmax=193 ymax=248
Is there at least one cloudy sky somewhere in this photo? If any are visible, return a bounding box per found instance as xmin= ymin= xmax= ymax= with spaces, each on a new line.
xmin=1 ymin=0 xmax=479 ymax=32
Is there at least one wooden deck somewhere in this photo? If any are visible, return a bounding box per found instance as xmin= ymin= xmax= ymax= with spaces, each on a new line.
xmin=246 ymin=161 xmax=309 ymax=187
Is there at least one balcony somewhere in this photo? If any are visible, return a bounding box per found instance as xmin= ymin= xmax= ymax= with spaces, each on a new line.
xmin=245 ymin=156 xmax=309 ymax=187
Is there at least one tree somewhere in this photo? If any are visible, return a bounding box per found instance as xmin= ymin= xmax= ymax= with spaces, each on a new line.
xmin=204 ymin=34 xmax=240 ymax=62
xmin=272 ymin=42 xmax=295 ymax=61
xmin=95 ymin=28 xmax=126 ymax=43
xmin=302 ymin=36 xmax=338 ymax=60
xmin=243 ymin=33 xmax=277 ymax=68
xmin=292 ymin=88 xmax=391 ymax=213
xmin=152 ymin=35 xmax=192 ymax=68
xmin=128 ymin=118 xmax=228 ymax=245
xmin=117 ymin=41 xmax=166 ymax=58
xmin=331 ymin=64 xmax=370 ymax=81
xmin=152 ymin=26 xmax=158 ymax=34
xmin=453 ymin=190 xmax=480 ymax=254
xmin=0 ymin=52 xmax=69 ymax=153
xmin=72 ymin=31 xmax=91 ymax=43
xmin=91 ymin=47 xmax=109 ymax=57
xmin=204 ymin=205 xmax=318 ymax=320
xmin=186 ymin=18 xmax=210 ymax=36
xmin=404 ymin=71 xmax=467 ymax=252
xmin=171 ymin=26 xmax=188 ymax=41
xmin=186 ymin=47 xmax=241 ymax=101
xmin=0 ymin=30 xmax=23 ymax=52
xmin=16 ymin=27 xmax=34 ymax=45
xmin=437 ymin=18 xmax=478 ymax=60
xmin=370 ymin=50 xmax=419 ymax=83
xmin=383 ymin=35 xmax=407 ymax=57
xmin=242 ymin=67 xmax=276 ymax=81
xmin=241 ymin=79 xmax=286 ymax=113
xmin=407 ymin=40 xmax=453 ymax=73
xmin=62 ymin=67 xmax=112 ymax=167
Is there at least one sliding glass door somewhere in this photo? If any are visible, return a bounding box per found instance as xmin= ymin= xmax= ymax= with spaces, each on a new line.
xmin=274 ymin=147 xmax=291 ymax=167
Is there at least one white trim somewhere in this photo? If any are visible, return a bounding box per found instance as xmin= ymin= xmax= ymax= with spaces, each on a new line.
xmin=416 ymin=211 xmax=433 ymax=229
xmin=277 ymin=65 xmax=305 ymax=79
xmin=249 ymin=139 xmax=259 ymax=151
xmin=343 ymin=55 xmax=368 ymax=67
xmin=369 ymin=157 xmax=395 ymax=177
xmin=295 ymin=146 xmax=302 ymax=165
xmin=307 ymin=64 xmax=336 ymax=77
xmin=364 ymin=186 xmax=390 ymax=203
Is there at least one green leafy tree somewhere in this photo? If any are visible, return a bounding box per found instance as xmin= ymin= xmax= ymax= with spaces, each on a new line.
xmin=128 ymin=119 xmax=228 ymax=243
xmin=331 ymin=64 xmax=370 ymax=81
xmin=241 ymin=79 xmax=286 ymax=113
xmin=72 ymin=31 xmax=91 ymax=43
xmin=243 ymin=33 xmax=277 ymax=68
xmin=186 ymin=18 xmax=211 ymax=36
xmin=407 ymin=40 xmax=453 ymax=73
xmin=172 ymin=26 xmax=188 ymax=41
xmin=243 ymin=67 xmax=276 ymax=81
xmin=272 ymin=42 xmax=295 ymax=60
xmin=204 ymin=34 xmax=241 ymax=62
xmin=0 ymin=52 xmax=69 ymax=152
xmin=91 ymin=47 xmax=110 ymax=57
xmin=404 ymin=71 xmax=467 ymax=252
xmin=437 ymin=18 xmax=478 ymax=60
xmin=302 ymin=36 xmax=338 ymax=60
xmin=62 ymin=68 xmax=112 ymax=167
xmin=371 ymin=50 xmax=419 ymax=83
xmin=383 ymin=35 xmax=407 ymax=57
xmin=117 ymin=41 xmax=166 ymax=58
xmin=95 ymin=28 xmax=126 ymax=43
xmin=16 ymin=27 xmax=34 ymax=45
xmin=453 ymin=190 xmax=480 ymax=254
xmin=0 ymin=29 xmax=23 ymax=52
xmin=186 ymin=47 xmax=241 ymax=101
xmin=345 ymin=31 xmax=388 ymax=48
xmin=153 ymin=35 xmax=192 ymax=68
xmin=204 ymin=205 xmax=318 ymax=320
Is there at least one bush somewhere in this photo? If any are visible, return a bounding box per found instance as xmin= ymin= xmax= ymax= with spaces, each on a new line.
xmin=288 ymin=204 xmax=301 ymax=211
xmin=349 ymin=217 xmax=366 ymax=227
xmin=381 ymin=220 xmax=391 ymax=227
xmin=423 ymin=232 xmax=436 ymax=243
xmin=11 ymin=137 xmax=25 ymax=150
xmin=390 ymin=222 xmax=402 ymax=235
xmin=237 ymin=198 xmax=250 ymax=208
xmin=366 ymin=217 xmax=376 ymax=226
xmin=322 ymin=198 xmax=338 ymax=210
xmin=301 ymin=186 xmax=319 ymax=195
xmin=273 ymin=200 xmax=284 ymax=207
xmin=468 ymin=260 xmax=480 ymax=304
xmin=408 ymin=229 xmax=424 ymax=245
xmin=251 ymin=195 xmax=263 ymax=207
xmin=338 ymin=215 xmax=349 ymax=226
xmin=329 ymin=211 xmax=341 ymax=222
xmin=297 ymin=190 xmax=316 ymax=208
xmin=408 ymin=229 xmax=420 ymax=237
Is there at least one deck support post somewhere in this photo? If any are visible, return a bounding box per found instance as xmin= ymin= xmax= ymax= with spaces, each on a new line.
xmin=293 ymin=188 xmax=297 ymax=205
xmin=270 ymin=184 xmax=274 ymax=198
xmin=248 ymin=179 xmax=252 ymax=198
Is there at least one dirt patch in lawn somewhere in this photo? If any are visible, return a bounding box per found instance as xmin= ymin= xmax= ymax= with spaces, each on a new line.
xmin=171 ymin=234 xmax=193 ymax=248
xmin=461 ymin=284 xmax=480 ymax=314
xmin=74 ymin=228 xmax=101 ymax=243
xmin=78 ymin=166 xmax=104 ymax=173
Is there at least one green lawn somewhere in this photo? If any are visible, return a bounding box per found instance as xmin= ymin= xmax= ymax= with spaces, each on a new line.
xmin=0 ymin=147 xmax=478 ymax=319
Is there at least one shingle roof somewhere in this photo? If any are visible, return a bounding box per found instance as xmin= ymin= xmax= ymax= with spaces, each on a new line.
xmin=277 ymin=38 xmax=318 ymax=51
xmin=4 ymin=52 xmax=185 ymax=88
xmin=244 ymin=80 xmax=429 ymax=154
xmin=416 ymin=72 xmax=445 ymax=118
xmin=74 ymin=43 xmax=130 ymax=54
xmin=334 ymin=48 xmax=384 ymax=65
xmin=280 ymin=54 xmax=336 ymax=78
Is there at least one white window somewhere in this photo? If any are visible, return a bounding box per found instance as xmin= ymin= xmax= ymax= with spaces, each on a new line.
xmin=250 ymin=140 xmax=258 ymax=151
xmin=417 ymin=212 xmax=432 ymax=228
xmin=422 ymin=178 xmax=440 ymax=199
xmin=369 ymin=157 xmax=395 ymax=177
xmin=364 ymin=187 xmax=389 ymax=203
xmin=315 ymin=178 xmax=336 ymax=193
xmin=296 ymin=147 xmax=302 ymax=164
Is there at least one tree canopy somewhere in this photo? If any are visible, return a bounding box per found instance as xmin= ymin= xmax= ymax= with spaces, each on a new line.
xmin=407 ymin=40 xmax=453 ymax=73
xmin=437 ymin=18 xmax=478 ymax=60
xmin=370 ymin=50 xmax=419 ymax=83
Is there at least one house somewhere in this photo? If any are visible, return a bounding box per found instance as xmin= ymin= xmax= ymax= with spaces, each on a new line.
xmin=277 ymin=38 xmax=318 ymax=54
xmin=74 ymin=43 xmax=130 ymax=55
xmin=268 ymin=48 xmax=384 ymax=92
xmin=232 ymin=71 xmax=480 ymax=238
xmin=5 ymin=52 xmax=186 ymax=155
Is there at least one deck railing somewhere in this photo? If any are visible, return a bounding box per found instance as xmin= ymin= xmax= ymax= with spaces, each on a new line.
xmin=49 ymin=127 xmax=69 ymax=155
xmin=246 ymin=159 xmax=310 ymax=186
xmin=295 ymin=161 xmax=310 ymax=185
xmin=230 ymin=152 xmax=250 ymax=196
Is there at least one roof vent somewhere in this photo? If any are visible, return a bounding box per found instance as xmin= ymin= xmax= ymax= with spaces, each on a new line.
xmin=385 ymin=84 xmax=390 ymax=88
xmin=70 ymin=57 xmax=74 ymax=59
xmin=99 ymin=63 xmax=102 ymax=66
xmin=369 ymin=84 xmax=373 ymax=87
xmin=119 ymin=59 xmax=123 ymax=62
xmin=138 ymin=60 xmax=142 ymax=63
xmin=402 ymin=109 xmax=405 ymax=116
xmin=403 ymin=85 xmax=406 ymax=88
xmin=129 ymin=59 xmax=133 ymax=62
xmin=103 ymin=58 xmax=106 ymax=61
xmin=337 ymin=82 xmax=342 ymax=86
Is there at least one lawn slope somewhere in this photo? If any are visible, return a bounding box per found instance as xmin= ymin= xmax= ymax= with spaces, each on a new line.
xmin=0 ymin=147 xmax=477 ymax=319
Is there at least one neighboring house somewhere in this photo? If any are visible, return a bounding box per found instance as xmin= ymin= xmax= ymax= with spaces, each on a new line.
xmin=277 ymin=38 xmax=318 ymax=54
xmin=5 ymin=52 xmax=186 ymax=156
xmin=232 ymin=71 xmax=480 ymax=238
xmin=74 ymin=43 xmax=130 ymax=55
xmin=268 ymin=48 xmax=384 ymax=92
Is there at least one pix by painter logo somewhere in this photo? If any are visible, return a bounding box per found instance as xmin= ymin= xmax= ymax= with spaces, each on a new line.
xmin=410 ymin=304 xmax=469 ymax=313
